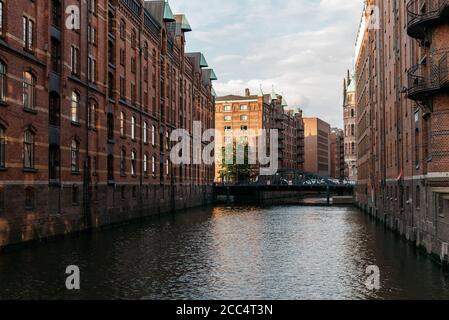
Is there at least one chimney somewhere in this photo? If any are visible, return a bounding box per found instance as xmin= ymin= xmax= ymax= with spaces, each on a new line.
xmin=245 ymin=88 xmax=251 ymax=97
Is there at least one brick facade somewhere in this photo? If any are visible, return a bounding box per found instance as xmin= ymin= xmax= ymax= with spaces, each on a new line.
xmin=355 ymin=0 xmax=449 ymax=263
xmin=0 ymin=0 xmax=215 ymax=248
xmin=214 ymin=89 xmax=304 ymax=182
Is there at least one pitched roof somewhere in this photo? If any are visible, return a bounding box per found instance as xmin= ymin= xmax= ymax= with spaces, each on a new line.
xmin=216 ymin=95 xmax=259 ymax=102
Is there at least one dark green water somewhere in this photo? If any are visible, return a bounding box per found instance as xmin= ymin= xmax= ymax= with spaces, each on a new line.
xmin=0 ymin=205 xmax=448 ymax=300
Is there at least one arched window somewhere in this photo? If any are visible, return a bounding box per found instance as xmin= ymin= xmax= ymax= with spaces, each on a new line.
xmin=88 ymin=101 xmax=97 ymax=129
xmin=131 ymin=116 xmax=136 ymax=140
xmin=351 ymin=109 xmax=355 ymax=118
xmin=151 ymin=125 xmax=156 ymax=145
xmin=23 ymin=71 xmax=36 ymax=110
xmin=131 ymin=150 xmax=136 ymax=176
xmin=166 ymin=159 xmax=169 ymax=176
xmin=120 ymin=111 xmax=126 ymax=137
xmin=351 ymin=142 xmax=355 ymax=155
xmin=120 ymin=148 xmax=126 ymax=175
xmin=143 ymin=121 xmax=148 ymax=144
xmin=25 ymin=187 xmax=35 ymax=210
xmin=0 ymin=60 xmax=6 ymax=102
xmin=143 ymin=153 xmax=148 ymax=175
xmin=152 ymin=156 xmax=156 ymax=175
xmin=23 ymin=129 xmax=34 ymax=169
xmin=71 ymin=91 xmax=79 ymax=123
xmin=49 ymin=92 xmax=60 ymax=126
xmin=71 ymin=139 xmax=80 ymax=173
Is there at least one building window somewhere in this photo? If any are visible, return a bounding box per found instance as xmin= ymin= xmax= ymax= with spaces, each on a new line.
xmin=144 ymin=153 xmax=148 ymax=175
xmin=224 ymin=116 xmax=232 ymax=122
xmin=120 ymin=77 xmax=126 ymax=99
xmin=143 ymin=122 xmax=148 ymax=144
xmin=120 ymin=148 xmax=126 ymax=175
xmin=71 ymin=139 xmax=80 ymax=173
xmin=120 ymin=20 xmax=126 ymax=39
xmin=22 ymin=16 xmax=34 ymax=51
xmin=70 ymin=46 xmax=80 ymax=76
xmin=0 ymin=125 xmax=4 ymax=168
xmin=49 ymin=93 xmax=60 ymax=126
xmin=224 ymin=105 xmax=232 ymax=112
xmin=131 ymin=30 xmax=137 ymax=48
xmin=22 ymin=72 xmax=36 ymax=111
xmin=166 ymin=159 xmax=169 ymax=176
xmin=49 ymin=145 xmax=60 ymax=180
xmin=88 ymin=56 xmax=96 ymax=83
xmin=23 ymin=129 xmax=34 ymax=169
xmin=25 ymin=187 xmax=35 ymax=210
xmin=240 ymin=105 xmax=248 ymax=111
xmin=120 ymin=48 xmax=125 ymax=66
xmin=0 ymin=187 xmax=4 ymax=215
xmin=89 ymin=0 xmax=96 ymax=14
xmin=0 ymin=60 xmax=5 ymax=103
xmin=71 ymin=91 xmax=79 ymax=123
xmin=152 ymin=156 xmax=156 ymax=174
xmin=107 ymin=155 xmax=114 ymax=180
xmin=51 ymin=38 xmax=61 ymax=73
xmin=152 ymin=125 xmax=156 ymax=145
xmin=72 ymin=185 xmax=80 ymax=206
xmin=88 ymin=101 xmax=97 ymax=130
xmin=131 ymin=83 xmax=136 ymax=104
xmin=131 ymin=150 xmax=136 ymax=176
xmin=131 ymin=116 xmax=136 ymax=140
xmin=144 ymin=42 xmax=148 ymax=60
xmin=120 ymin=112 xmax=126 ymax=137
xmin=107 ymin=113 xmax=114 ymax=140
xmin=0 ymin=1 xmax=4 ymax=36
xmin=131 ymin=57 xmax=136 ymax=74
xmin=240 ymin=115 xmax=248 ymax=121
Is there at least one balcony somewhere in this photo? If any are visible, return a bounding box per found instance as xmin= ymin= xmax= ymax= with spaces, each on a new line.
xmin=408 ymin=49 xmax=449 ymax=101
xmin=407 ymin=0 xmax=449 ymax=39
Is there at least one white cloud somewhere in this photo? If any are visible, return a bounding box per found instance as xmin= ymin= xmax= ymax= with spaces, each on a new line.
xmin=170 ymin=0 xmax=363 ymax=128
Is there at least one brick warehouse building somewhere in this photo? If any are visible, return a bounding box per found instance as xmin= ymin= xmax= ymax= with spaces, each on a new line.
xmin=303 ymin=117 xmax=331 ymax=177
xmin=355 ymin=0 xmax=449 ymax=261
xmin=330 ymin=128 xmax=345 ymax=180
xmin=214 ymin=88 xmax=304 ymax=182
xmin=0 ymin=0 xmax=216 ymax=247
xmin=343 ymin=70 xmax=357 ymax=181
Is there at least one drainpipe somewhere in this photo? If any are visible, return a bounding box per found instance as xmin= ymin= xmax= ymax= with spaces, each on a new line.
xmin=83 ymin=0 xmax=92 ymax=229
xmin=138 ymin=17 xmax=143 ymax=220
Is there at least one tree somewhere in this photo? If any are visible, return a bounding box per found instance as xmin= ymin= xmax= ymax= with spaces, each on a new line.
xmin=218 ymin=142 xmax=251 ymax=183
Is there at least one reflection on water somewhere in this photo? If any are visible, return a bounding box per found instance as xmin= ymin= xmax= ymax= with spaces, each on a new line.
xmin=0 ymin=205 xmax=449 ymax=300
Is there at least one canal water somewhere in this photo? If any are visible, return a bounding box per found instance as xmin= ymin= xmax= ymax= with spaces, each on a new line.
xmin=1 ymin=205 xmax=449 ymax=300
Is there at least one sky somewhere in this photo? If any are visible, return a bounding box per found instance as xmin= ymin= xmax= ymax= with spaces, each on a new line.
xmin=170 ymin=0 xmax=364 ymax=128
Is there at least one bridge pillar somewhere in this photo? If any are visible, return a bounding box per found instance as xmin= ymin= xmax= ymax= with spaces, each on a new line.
xmin=226 ymin=187 xmax=230 ymax=206
xmin=326 ymin=186 xmax=330 ymax=206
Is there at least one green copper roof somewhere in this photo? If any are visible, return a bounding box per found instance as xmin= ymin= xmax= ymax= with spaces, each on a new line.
xmin=163 ymin=1 xmax=175 ymax=22
xmin=209 ymin=69 xmax=218 ymax=81
xmin=200 ymin=54 xmax=208 ymax=68
xmin=281 ymin=97 xmax=288 ymax=107
xmin=180 ymin=15 xmax=192 ymax=32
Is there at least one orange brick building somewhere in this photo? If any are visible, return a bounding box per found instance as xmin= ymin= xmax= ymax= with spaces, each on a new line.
xmin=215 ymin=89 xmax=304 ymax=182
xmin=303 ymin=117 xmax=331 ymax=177
xmin=355 ymin=0 xmax=449 ymax=260
xmin=0 ymin=0 xmax=216 ymax=247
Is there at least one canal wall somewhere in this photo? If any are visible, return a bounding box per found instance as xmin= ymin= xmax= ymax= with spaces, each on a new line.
xmin=0 ymin=185 xmax=213 ymax=250
xmin=356 ymin=196 xmax=449 ymax=269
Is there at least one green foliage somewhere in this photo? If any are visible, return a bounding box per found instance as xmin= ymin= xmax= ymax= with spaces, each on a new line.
xmin=218 ymin=142 xmax=251 ymax=183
